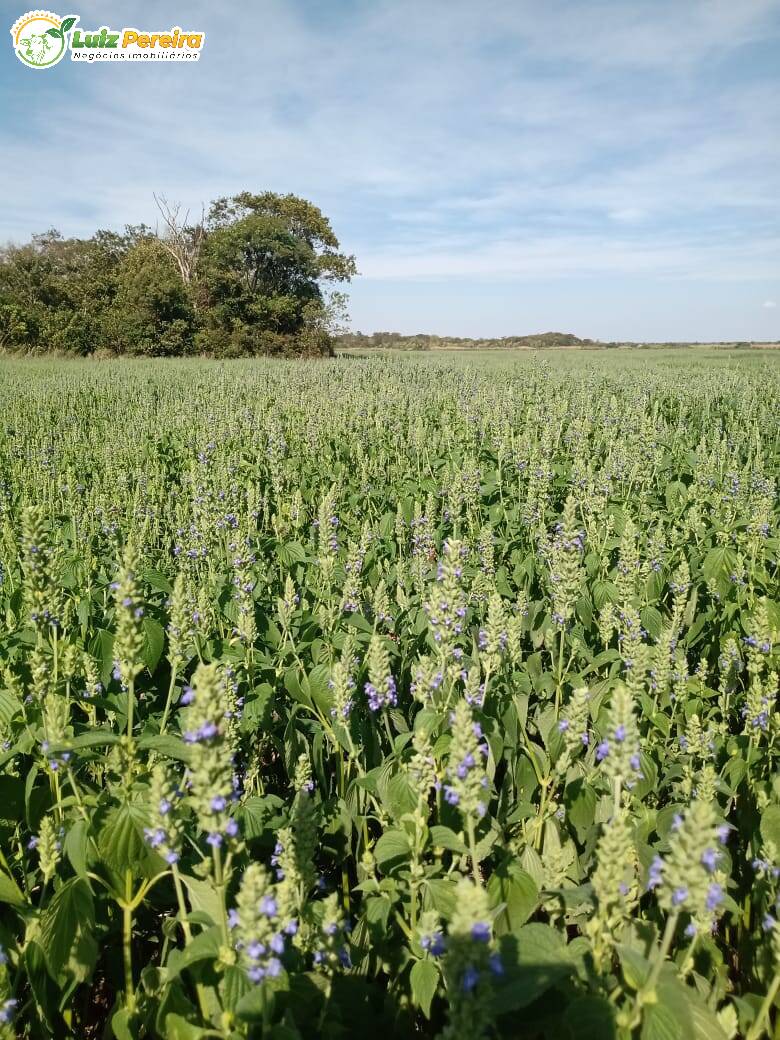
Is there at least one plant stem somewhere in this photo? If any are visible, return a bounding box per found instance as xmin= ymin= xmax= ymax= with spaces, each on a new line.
xmin=127 ymin=676 xmax=135 ymax=740
xmin=159 ymin=669 xmax=177 ymax=735
xmin=466 ymin=817 xmax=481 ymax=884
xmin=172 ymin=864 xmax=211 ymax=1022
xmin=123 ymin=869 xmax=135 ymax=1014
xmin=641 ymin=911 xmax=679 ymax=1000
xmin=746 ymin=969 xmax=780 ymax=1040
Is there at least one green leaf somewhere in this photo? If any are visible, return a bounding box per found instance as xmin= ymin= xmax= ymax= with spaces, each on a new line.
xmin=143 ymin=568 xmax=172 ymax=594
xmin=60 ymin=16 xmax=77 ymax=33
xmin=0 ymin=870 xmax=28 ymax=908
xmin=220 ymin=963 xmax=251 ymax=1013
xmin=374 ymin=829 xmax=412 ymax=874
xmin=0 ymin=688 xmax=21 ymax=727
xmin=760 ymin=804 xmax=780 ymax=848
xmin=179 ymin=873 xmax=224 ymax=929
xmin=46 ymin=27 xmax=62 ymax=37
xmin=642 ymin=1004 xmax=683 ymax=1040
xmin=565 ymin=780 xmax=597 ymax=843
xmin=665 ymin=481 xmax=688 ymax=513
xmin=48 ymin=729 xmax=120 ymax=753
xmin=163 ymin=1014 xmax=207 ymax=1039
xmin=306 ymin=663 xmax=332 ymax=714
xmin=111 ymin=1008 xmax=136 ymax=1040
xmin=276 ymin=540 xmax=307 ymax=567
xmin=64 ymin=819 xmax=91 ymax=878
xmin=138 ymin=733 xmax=192 ymax=763
xmin=410 ymin=959 xmax=439 ymax=1018
xmin=384 ymin=771 xmax=418 ymax=820
xmin=640 ymin=606 xmax=664 ymax=641
xmin=488 ymin=862 xmax=538 ymax=934
xmin=493 ymin=927 xmax=571 ymax=1014
xmin=167 ymin=926 xmax=221 ymax=981
xmin=98 ymin=801 xmax=149 ymax=874
xmin=653 ymin=968 xmax=729 ymax=1040
xmin=39 ymin=877 xmax=96 ymax=981
xmin=617 ymin=944 xmax=652 ymax=990
xmin=429 ymin=825 xmax=467 ymax=854
xmin=142 ymin=617 xmax=165 ymax=673
xmin=702 ymin=547 xmax=738 ymax=585
xmin=563 ymin=996 xmax=617 ymax=1040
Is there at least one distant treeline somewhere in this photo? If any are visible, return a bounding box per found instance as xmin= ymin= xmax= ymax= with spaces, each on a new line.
xmin=336 ymin=332 xmax=776 ymax=352
xmin=336 ymin=330 xmax=592 ymax=351
xmin=0 ymin=192 xmax=355 ymax=357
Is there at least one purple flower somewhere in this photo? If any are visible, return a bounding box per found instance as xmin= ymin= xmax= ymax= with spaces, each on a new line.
xmin=614 ymin=724 xmax=626 ymax=742
xmin=706 ymin=883 xmax=724 ymax=912
xmin=672 ymin=886 xmax=688 ymax=907
xmin=260 ymin=896 xmax=278 ymax=918
xmin=488 ymin=952 xmax=504 ymax=976
xmin=461 ymin=966 xmax=479 ymax=992
xmin=206 ymin=832 xmax=223 ymax=848
xmin=471 ymin=921 xmax=490 ymax=942
xmin=596 ymin=740 xmax=610 ymax=761
xmin=210 ymin=795 xmax=227 ymax=812
xmin=647 ymin=855 xmax=664 ymax=890
xmin=225 ymin=818 xmax=239 ymax=838
xmin=701 ymin=848 xmax=719 ymax=873
xmin=180 ymin=686 xmax=195 ymax=705
xmin=444 ymin=786 xmax=460 ymax=806
xmin=0 ymin=999 xmax=18 ymax=1025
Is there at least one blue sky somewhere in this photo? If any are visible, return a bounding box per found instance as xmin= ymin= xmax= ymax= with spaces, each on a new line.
xmin=2 ymin=0 xmax=779 ymax=340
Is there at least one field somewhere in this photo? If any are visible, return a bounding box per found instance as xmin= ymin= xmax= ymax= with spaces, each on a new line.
xmin=0 ymin=349 xmax=779 ymax=1039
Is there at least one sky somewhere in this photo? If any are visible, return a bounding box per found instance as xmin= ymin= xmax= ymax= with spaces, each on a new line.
xmin=2 ymin=0 xmax=779 ymax=341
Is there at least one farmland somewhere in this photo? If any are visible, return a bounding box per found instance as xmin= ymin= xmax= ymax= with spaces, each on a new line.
xmin=0 ymin=349 xmax=779 ymax=1039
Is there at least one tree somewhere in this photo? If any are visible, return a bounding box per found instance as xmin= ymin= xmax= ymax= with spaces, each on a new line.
xmin=195 ymin=192 xmax=356 ymax=357
xmin=0 ymin=190 xmax=355 ymax=357
xmin=107 ymin=239 xmax=195 ymax=356
xmin=153 ymin=194 xmax=204 ymax=289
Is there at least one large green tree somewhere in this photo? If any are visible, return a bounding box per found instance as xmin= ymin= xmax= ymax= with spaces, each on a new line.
xmin=0 ymin=191 xmax=355 ymax=357
xmin=195 ymin=192 xmax=356 ymax=356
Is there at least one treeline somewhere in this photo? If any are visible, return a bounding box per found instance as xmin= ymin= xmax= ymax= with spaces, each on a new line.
xmin=0 ymin=192 xmax=355 ymax=357
xmin=335 ymin=330 xmax=593 ymax=351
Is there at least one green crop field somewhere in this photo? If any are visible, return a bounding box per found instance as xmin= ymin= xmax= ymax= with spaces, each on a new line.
xmin=0 ymin=349 xmax=779 ymax=1039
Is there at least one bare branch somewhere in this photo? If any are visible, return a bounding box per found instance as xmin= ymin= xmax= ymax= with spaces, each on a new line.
xmin=152 ymin=193 xmax=205 ymax=288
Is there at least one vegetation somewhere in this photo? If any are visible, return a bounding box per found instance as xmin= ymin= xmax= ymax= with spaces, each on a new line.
xmin=0 ymin=193 xmax=355 ymax=358
xmin=335 ymin=332 xmax=778 ymax=352
xmin=0 ymin=350 xmax=779 ymax=1039
xmin=336 ymin=331 xmax=592 ymax=351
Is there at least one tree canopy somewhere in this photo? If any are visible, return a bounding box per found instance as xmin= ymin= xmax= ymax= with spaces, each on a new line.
xmin=0 ymin=192 xmax=355 ymax=357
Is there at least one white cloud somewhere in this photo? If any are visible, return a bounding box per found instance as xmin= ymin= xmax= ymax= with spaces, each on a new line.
xmin=1 ymin=0 xmax=778 ymax=339
xmin=764 ymin=300 xmax=778 ymax=308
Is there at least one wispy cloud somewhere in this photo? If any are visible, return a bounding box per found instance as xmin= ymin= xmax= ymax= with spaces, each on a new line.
xmin=1 ymin=0 xmax=778 ymax=338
